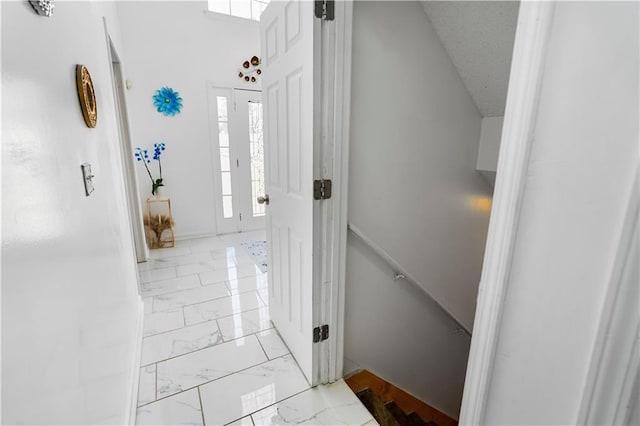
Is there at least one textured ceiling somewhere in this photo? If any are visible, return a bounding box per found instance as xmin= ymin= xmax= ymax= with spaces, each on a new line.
xmin=421 ymin=1 xmax=520 ymax=117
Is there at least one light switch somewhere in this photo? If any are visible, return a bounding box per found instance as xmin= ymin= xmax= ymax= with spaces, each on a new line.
xmin=81 ymin=163 xmax=95 ymax=196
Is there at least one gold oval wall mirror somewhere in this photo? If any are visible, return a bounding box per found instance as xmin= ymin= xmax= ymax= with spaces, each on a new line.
xmin=76 ymin=65 xmax=97 ymax=128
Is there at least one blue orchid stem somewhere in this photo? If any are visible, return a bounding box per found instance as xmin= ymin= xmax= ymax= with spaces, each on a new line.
xmin=140 ymin=156 xmax=155 ymax=187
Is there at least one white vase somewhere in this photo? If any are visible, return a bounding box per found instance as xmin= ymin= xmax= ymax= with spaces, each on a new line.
xmin=155 ymin=186 xmax=166 ymax=199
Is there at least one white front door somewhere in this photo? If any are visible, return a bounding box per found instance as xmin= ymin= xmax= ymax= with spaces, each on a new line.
xmin=208 ymin=86 xmax=266 ymax=234
xmin=260 ymin=0 xmax=318 ymax=384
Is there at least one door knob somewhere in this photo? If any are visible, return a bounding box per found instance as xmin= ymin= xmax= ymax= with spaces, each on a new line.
xmin=257 ymin=195 xmax=270 ymax=205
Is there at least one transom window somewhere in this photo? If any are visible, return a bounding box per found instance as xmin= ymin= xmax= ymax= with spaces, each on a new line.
xmin=207 ymin=0 xmax=270 ymax=21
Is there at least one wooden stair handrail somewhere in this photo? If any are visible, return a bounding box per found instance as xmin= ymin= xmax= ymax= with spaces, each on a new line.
xmin=348 ymin=223 xmax=472 ymax=336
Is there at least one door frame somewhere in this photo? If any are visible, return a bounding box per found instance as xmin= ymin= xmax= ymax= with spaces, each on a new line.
xmin=103 ymin=21 xmax=148 ymax=265
xmin=315 ymin=0 xmax=354 ymax=384
xmin=458 ymin=2 xmax=556 ymax=423
xmin=102 ymin=18 xmax=146 ymax=426
xmin=576 ymin=168 xmax=639 ymax=425
xmin=460 ymin=2 xmax=640 ymax=424
xmin=298 ymin=0 xmax=353 ymax=385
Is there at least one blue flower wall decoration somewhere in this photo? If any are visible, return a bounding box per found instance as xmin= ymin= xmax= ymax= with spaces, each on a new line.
xmin=153 ymin=87 xmax=183 ymax=116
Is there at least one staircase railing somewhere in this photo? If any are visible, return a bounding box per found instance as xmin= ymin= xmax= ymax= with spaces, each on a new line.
xmin=347 ymin=223 xmax=472 ymax=337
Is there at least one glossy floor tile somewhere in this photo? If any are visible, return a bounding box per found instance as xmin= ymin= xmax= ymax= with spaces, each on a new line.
xmin=226 ymin=274 xmax=269 ymax=295
xmin=143 ymin=309 xmax=184 ymax=337
xmin=250 ymin=380 xmax=376 ymax=425
xmin=228 ymin=416 xmax=254 ymax=426
xmin=199 ymin=263 xmax=263 ymax=286
xmin=218 ymin=307 xmax=273 ymax=341
xmin=183 ymin=291 xmax=265 ymax=326
xmin=141 ymin=274 xmax=201 ymax=298
xmin=135 ymin=233 xmax=374 ymax=425
xmin=137 ymin=365 xmax=156 ymax=406
xmin=152 ymin=282 xmax=230 ymax=312
xmin=136 ymin=389 xmax=202 ymax=426
xmin=156 ymin=335 xmax=267 ymax=399
xmin=199 ymin=355 xmax=310 ymax=425
xmin=139 ymin=266 xmax=177 ymax=284
xmin=256 ymin=329 xmax=290 ymax=360
xmin=141 ymin=320 xmax=223 ymax=366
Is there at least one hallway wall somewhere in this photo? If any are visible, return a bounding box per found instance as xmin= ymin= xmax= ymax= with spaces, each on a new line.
xmin=1 ymin=2 xmax=141 ymax=424
xmin=344 ymin=1 xmax=493 ymax=419
xmin=117 ymin=1 xmax=261 ymax=239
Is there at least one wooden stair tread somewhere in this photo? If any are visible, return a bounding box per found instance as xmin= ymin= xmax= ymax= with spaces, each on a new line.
xmin=385 ymin=401 xmax=413 ymax=425
xmin=356 ymin=388 xmax=400 ymax=426
xmin=408 ymin=412 xmax=437 ymax=426
xmin=345 ymin=370 xmax=457 ymax=426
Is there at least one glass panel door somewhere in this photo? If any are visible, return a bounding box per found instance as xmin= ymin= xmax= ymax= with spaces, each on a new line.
xmin=248 ymin=101 xmax=265 ymax=218
xmin=208 ymin=86 xmax=265 ymax=234
xmin=233 ymin=89 xmax=265 ymax=232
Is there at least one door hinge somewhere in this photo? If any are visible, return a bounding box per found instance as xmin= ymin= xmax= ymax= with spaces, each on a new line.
xmin=314 ymin=0 xmax=334 ymax=21
xmin=313 ymin=324 xmax=329 ymax=343
xmin=313 ymin=179 xmax=332 ymax=200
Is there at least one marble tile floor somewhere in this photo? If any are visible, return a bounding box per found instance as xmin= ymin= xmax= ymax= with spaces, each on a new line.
xmin=135 ymin=231 xmax=376 ymax=425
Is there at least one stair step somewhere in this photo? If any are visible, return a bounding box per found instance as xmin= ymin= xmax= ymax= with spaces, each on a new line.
xmin=408 ymin=412 xmax=438 ymax=426
xmin=356 ymin=388 xmax=400 ymax=426
xmin=357 ymin=388 xmax=441 ymax=426
xmin=385 ymin=401 xmax=412 ymax=425
xmin=387 ymin=400 xmax=440 ymax=426
xmin=345 ymin=370 xmax=457 ymax=426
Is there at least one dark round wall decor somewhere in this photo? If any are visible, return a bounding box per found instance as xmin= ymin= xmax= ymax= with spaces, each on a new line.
xmin=238 ymin=56 xmax=262 ymax=83
xmin=29 ymin=0 xmax=54 ymax=17
xmin=76 ymin=65 xmax=97 ymax=128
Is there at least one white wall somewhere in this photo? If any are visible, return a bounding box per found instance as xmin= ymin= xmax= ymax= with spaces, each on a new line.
xmin=116 ymin=1 xmax=261 ymax=239
xmin=482 ymin=2 xmax=639 ymax=424
xmin=2 ymin=2 xmax=141 ymax=424
xmin=344 ymin=1 xmax=493 ymax=418
xmin=476 ymin=116 xmax=504 ymax=187
xmin=477 ymin=116 xmax=503 ymax=172
xmin=345 ymin=237 xmax=473 ymax=418
xmin=476 ymin=117 xmax=504 ymax=172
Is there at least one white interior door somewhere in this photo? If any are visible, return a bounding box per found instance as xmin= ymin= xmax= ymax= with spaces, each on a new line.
xmin=260 ymin=0 xmax=318 ymax=384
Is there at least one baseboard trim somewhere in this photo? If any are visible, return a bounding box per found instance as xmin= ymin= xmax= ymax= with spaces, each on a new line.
xmin=127 ymin=298 xmax=144 ymax=425
xmin=174 ymin=231 xmax=217 ymax=241
xmin=345 ymin=370 xmax=458 ymax=426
